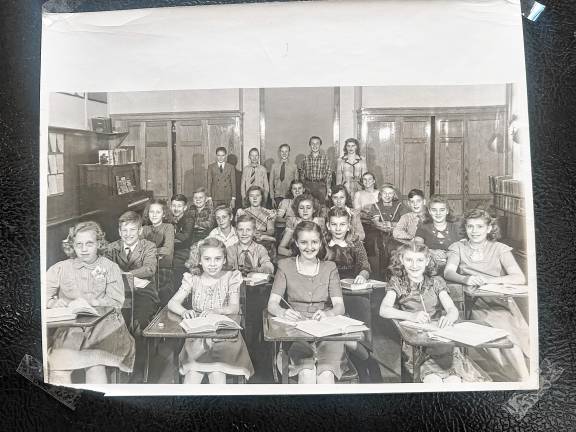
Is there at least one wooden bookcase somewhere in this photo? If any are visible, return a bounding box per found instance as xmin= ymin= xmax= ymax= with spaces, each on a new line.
xmin=489 ymin=175 xmax=527 ymax=273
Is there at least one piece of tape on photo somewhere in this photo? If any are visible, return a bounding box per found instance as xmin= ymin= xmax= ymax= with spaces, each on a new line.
xmin=16 ymin=354 xmax=83 ymax=410
xmin=524 ymin=1 xmax=546 ymax=22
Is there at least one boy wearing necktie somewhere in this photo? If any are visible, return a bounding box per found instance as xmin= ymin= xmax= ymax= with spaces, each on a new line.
xmin=270 ymin=143 xmax=298 ymax=208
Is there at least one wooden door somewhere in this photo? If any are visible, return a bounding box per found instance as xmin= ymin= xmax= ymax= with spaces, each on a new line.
xmin=361 ymin=114 xmax=431 ymax=198
xmin=175 ymin=120 xmax=204 ymax=200
xmin=144 ymin=121 xmax=172 ymax=200
xmin=435 ymin=110 xmax=506 ymax=212
xmin=174 ymin=117 xmax=241 ymax=200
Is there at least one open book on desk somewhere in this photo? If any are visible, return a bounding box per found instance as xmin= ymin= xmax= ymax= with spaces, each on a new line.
xmin=272 ymin=315 xmax=369 ymax=337
xmin=45 ymin=298 xmax=100 ymax=323
xmin=340 ymin=278 xmax=386 ymax=291
xmin=475 ymin=284 xmax=529 ymax=295
xmin=244 ymin=272 xmax=271 ymax=286
xmin=180 ymin=314 xmax=242 ymax=334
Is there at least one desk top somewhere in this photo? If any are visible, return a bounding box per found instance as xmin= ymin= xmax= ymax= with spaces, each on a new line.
xmin=262 ymin=311 xmax=365 ymax=342
xmin=463 ymin=285 xmax=529 ymax=298
xmin=46 ymin=307 xmax=114 ymax=329
xmin=393 ymin=319 xmax=514 ymax=349
xmin=143 ymin=305 xmax=240 ymax=339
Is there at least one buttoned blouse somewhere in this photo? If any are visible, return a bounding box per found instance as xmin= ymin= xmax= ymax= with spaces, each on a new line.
xmin=272 ymin=257 xmax=342 ymax=318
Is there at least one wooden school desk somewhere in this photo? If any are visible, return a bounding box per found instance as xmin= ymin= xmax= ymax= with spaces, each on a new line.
xmin=392 ymin=319 xmax=514 ymax=383
xmin=262 ymin=310 xmax=365 ymax=384
xmin=462 ymin=285 xmax=529 ymax=320
xmin=46 ymin=307 xmax=114 ymax=330
xmin=142 ymin=306 xmax=241 ymax=384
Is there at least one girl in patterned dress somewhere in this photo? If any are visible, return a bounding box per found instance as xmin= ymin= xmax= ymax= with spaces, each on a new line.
xmin=380 ymin=239 xmax=490 ymax=383
xmin=168 ymin=237 xmax=254 ymax=384
xmin=444 ymin=209 xmax=529 ymax=381
xmin=46 ymin=221 xmax=135 ymax=384
xmin=336 ymin=138 xmax=368 ymax=200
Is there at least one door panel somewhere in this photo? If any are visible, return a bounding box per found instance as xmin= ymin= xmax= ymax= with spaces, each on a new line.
xmin=400 ymin=117 xmax=431 ymax=197
xmin=362 ymin=116 xmax=397 ymax=186
xmin=175 ymin=120 xmax=204 ymax=200
xmin=144 ymin=121 xmax=172 ymax=200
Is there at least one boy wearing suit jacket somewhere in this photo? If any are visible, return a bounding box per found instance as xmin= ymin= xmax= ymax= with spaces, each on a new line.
xmin=206 ymin=146 xmax=237 ymax=208
xmin=106 ymin=211 xmax=158 ymax=382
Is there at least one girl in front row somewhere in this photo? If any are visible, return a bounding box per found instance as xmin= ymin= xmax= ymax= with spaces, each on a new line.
xmin=46 ymin=221 xmax=135 ymax=384
xmin=444 ymin=209 xmax=529 ymax=381
xmin=268 ymin=221 xmax=347 ymax=384
xmin=379 ymin=239 xmax=489 ymax=383
xmin=168 ymin=238 xmax=254 ymax=384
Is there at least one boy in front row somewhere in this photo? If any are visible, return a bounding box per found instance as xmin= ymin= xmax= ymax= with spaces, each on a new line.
xmin=225 ymin=215 xmax=274 ymax=377
xmin=106 ymin=211 xmax=158 ymax=382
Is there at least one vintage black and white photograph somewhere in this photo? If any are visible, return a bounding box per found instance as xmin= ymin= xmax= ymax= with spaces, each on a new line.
xmin=40 ymin=0 xmax=538 ymax=394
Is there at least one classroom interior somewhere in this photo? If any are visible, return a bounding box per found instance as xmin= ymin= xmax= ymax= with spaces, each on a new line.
xmin=45 ymin=84 xmax=530 ymax=384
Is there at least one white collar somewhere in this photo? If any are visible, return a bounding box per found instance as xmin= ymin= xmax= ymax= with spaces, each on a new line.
xmin=123 ymin=241 xmax=139 ymax=253
xmin=328 ymin=239 xmax=348 ymax=247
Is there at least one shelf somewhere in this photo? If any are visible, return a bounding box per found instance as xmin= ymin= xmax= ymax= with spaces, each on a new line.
xmin=95 ymin=131 xmax=129 ymax=149
xmin=492 ymin=191 xmax=524 ymax=199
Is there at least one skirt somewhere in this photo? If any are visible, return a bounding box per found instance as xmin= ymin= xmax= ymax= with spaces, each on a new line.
xmin=402 ymin=343 xmax=491 ymax=382
xmin=278 ymin=340 xmax=347 ymax=379
xmin=470 ymin=297 xmax=530 ymax=357
xmin=179 ymin=334 xmax=254 ymax=379
xmin=48 ymin=309 xmax=135 ymax=373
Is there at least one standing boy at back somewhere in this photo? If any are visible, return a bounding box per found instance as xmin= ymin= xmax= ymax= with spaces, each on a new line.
xmin=105 ymin=211 xmax=158 ymax=382
xmin=299 ymin=136 xmax=332 ymax=205
xmin=270 ymin=143 xmax=298 ymax=208
xmin=171 ymin=194 xmax=195 ymax=289
xmin=206 ymin=146 xmax=237 ymax=209
xmin=241 ymin=147 xmax=270 ymax=205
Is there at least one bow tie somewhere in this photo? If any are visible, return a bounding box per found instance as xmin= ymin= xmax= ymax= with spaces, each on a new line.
xmin=328 ymin=239 xmax=348 ymax=247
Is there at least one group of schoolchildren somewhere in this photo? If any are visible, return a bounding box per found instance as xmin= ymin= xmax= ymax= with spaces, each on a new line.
xmin=45 ymin=136 xmax=530 ymax=385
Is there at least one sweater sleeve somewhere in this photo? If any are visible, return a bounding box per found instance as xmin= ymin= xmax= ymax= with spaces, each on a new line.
xmin=130 ymin=241 xmax=158 ymax=279
xmin=97 ymin=260 xmax=124 ymax=308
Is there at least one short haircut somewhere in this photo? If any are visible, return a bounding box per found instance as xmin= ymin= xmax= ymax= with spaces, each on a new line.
xmin=291 ymin=192 xmax=320 ymax=218
xmin=236 ymin=214 xmax=256 ymax=229
xmin=378 ymin=182 xmax=399 ymax=201
xmin=214 ymin=205 xmax=233 ymax=219
xmin=193 ymin=187 xmax=207 ymax=196
xmin=171 ymin=193 xmax=188 ymax=204
xmin=118 ymin=211 xmax=142 ymax=228
xmin=407 ymin=188 xmax=425 ymax=200
xmin=62 ymin=220 xmax=107 ymax=258
xmin=342 ymin=137 xmax=361 ymax=157
xmin=279 ymin=143 xmax=290 ymax=152
xmin=309 ymin=136 xmax=323 ymax=146
xmin=215 ymin=147 xmax=227 ymax=154
xmin=248 ymin=147 xmax=259 ymax=155
xmin=327 ymin=206 xmax=351 ymax=222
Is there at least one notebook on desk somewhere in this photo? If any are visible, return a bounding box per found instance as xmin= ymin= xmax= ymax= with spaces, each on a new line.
xmin=271 ymin=315 xmax=369 ymax=337
xmin=45 ymin=298 xmax=100 ymax=323
xmin=340 ymin=279 xmax=386 ymax=291
xmin=475 ymin=284 xmax=529 ymax=295
xmin=433 ymin=322 xmax=509 ymax=346
xmin=244 ymin=272 xmax=271 ymax=286
xmin=179 ymin=314 xmax=242 ymax=334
